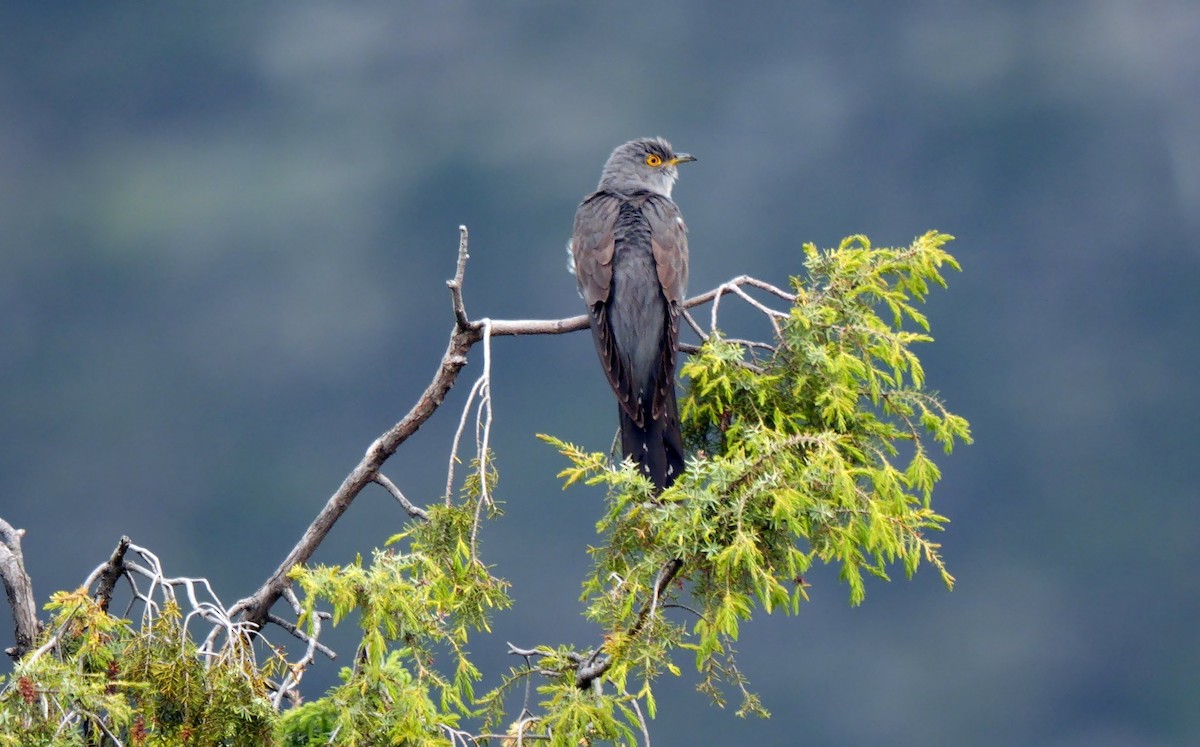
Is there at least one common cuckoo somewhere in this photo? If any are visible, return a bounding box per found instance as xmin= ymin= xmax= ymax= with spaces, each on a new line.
xmin=571 ymin=137 xmax=696 ymax=492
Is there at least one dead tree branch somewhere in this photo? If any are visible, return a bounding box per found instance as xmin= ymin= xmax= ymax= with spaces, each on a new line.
xmin=232 ymin=227 xmax=487 ymax=630
xmin=90 ymin=535 xmax=131 ymax=613
xmin=0 ymin=518 xmax=39 ymax=660
xmin=227 ymin=228 xmax=789 ymax=638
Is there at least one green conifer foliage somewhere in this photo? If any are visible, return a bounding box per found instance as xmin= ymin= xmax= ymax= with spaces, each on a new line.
xmin=1 ymin=233 xmax=968 ymax=746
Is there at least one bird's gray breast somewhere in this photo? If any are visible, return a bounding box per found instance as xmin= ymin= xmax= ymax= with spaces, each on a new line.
xmin=608 ymin=200 xmax=667 ymax=402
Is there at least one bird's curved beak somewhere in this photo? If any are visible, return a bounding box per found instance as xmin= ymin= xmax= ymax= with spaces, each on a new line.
xmin=669 ymin=153 xmax=697 ymax=166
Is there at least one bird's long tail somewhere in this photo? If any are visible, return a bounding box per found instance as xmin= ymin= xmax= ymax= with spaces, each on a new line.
xmin=619 ymin=389 xmax=686 ymax=494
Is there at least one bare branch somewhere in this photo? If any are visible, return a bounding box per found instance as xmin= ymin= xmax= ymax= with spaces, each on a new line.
xmin=82 ymin=708 xmax=125 ymax=747
xmin=474 ymin=319 xmax=495 ymax=509
xmin=506 ymin=642 xmax=556 ymax=659
xmin=726 ymin=337 xmax=777 ymax=353
xmin=446 ymin=376 xmax=483 ymax=504
xmin=233 ymin=310 xmax=482 ymax=628
xmin=683 ymin=274 xmax=796 ymax=309
xmin=631 ymin=697 xmax=651 ymax=747
xmin=447 ymin=225 xmax=472 ymax=329
xmin=711 ymin=280 xmax=788 ymax=336
xmin=0 ymin=517 xmax=40 ymax=660
xmin=20 ymin=600 xmax=83 ymax=668
xmin=469 ymin=320 xmax=496 ymax=563
xmin=487 ymin=315 xmax=589 ymax=336
xmin=270 ymin=609 xmax=330 ymax=709
xmin=373 ymin=474 xmax=428 ymax=520
xmin=681 ymin=309 xmax=708 ymax=341
xmin=266 ymin=613 xmax=336 ymax=661
xmin=233 ymin=227 xmax=790 ymax=637
xmin=455 ymin=272 xmax=793 ymax=340
xmin=282 ymin=586 xmax=303 ymax=615
xmin=88 ymin=535 xmax=131 ymax=613
xmin=660 ymin=602 xmax=707 ymax=621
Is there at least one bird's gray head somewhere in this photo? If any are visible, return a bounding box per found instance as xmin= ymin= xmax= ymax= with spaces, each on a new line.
xmin=597 ymin=137 xmax=696 ymax=197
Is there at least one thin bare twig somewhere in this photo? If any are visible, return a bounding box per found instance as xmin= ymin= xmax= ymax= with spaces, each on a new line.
xmin=271 ymin=609 xmax=328 ymax=709
xmin=84 ymin=709 xmax=125 ymax=747
xmin=725 ymin=337 xmax=777 ymax=353
xmin=267 ymin=613 xmax=336 ymax=661
xmin=468 ymin=319 xmax=496 ymax=563
xmin=506 ymin=643 xmax=556 ymax=659
xmin=681 ymin=309 xmax=708 ymax=340
xmin=712 ymin=281 xmax=788 ymax=336
xmin=661 ymin=602 xmax=707 ymax=621
xmin=631 ymin=697 xmax=651 ymax=747
xmin=683 ymin=274 xmax=796 ymax=309
xmin=446 ymin=375 xmax=488 ymax=505
xmin=19 ymin=600 xmax=83 ymax=668
xmin=474 ymin=319 xmax=495 ymax=509
xmin=373 ymin=474 xmax=428 ymax=520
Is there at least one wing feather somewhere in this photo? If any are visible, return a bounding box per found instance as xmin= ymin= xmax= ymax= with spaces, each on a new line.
xmin=645 ymin=195 xmax=689 ymax=421
xmin=572 ymin=192 xmax=638 ymax=419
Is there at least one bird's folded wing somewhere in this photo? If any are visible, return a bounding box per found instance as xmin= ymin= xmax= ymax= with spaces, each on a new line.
xmin=646 ymin=195 xmax=689 ymax=309
xmin=646 ymin=195 xmax=689 ymax=421
xmin=572 ymin=191 xmax=618 ymax=308
xmin=572 ymin=192 xmax=641 ymax=422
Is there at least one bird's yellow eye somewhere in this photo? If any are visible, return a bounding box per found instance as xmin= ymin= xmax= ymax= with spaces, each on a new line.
xmin=645 ymin=154 xmax=663 ymax=167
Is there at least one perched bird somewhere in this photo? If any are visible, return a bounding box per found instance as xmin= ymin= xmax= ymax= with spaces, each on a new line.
xmin=571 ymin=137 xmax=696 ymax=492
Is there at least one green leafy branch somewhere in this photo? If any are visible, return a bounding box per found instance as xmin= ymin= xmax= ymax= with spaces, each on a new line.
xmin=539 ymin=231 xmax=970 ymax=724
xmin=281 ymin=453 xmax=510 ymax=745
xmin=0 ymin=583 xmax=275 ymax=746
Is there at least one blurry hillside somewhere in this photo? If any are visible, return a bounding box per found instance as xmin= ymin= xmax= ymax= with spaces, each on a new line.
xmin=1 ymin=3 xmax=1197 ymax=745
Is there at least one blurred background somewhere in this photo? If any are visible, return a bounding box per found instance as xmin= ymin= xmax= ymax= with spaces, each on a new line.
xmin=2 ymin=2 xmax=1197 ymax=744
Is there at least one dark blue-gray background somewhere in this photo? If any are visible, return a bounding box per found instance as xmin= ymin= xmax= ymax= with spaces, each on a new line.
xmin=2 ymin=3 xmax=1197 ymax=745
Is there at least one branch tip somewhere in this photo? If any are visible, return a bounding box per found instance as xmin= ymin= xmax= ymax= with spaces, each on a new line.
xmin=91 ymin=535 xmax=132 ymax=613
xmin=449 ymin=228 xmax=472 ymax=329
